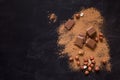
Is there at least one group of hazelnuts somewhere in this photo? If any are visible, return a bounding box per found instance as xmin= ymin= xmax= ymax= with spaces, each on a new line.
xmin=69 ymin=54 xmax=107 ymax=75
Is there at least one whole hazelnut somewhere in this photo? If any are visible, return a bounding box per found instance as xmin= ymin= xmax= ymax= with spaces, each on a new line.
xmin=95 ymin=66 xmax=100 ymax=71
xmin=90 ymin=56 xmax=94 ymax=60
xmin=69 ymin=57 xmax=73 ymax=62
xmin=91 ymin=60 xmax=96 ymax=64
xmin=88 ymin=66 xmax=92 ymax=71
xmin=84 ymin=58 xmax=88 ymax=62
xmin=75 ymin=13 xmax=80 ymax=19
xmin=90 ymin=63 xmax=94 ymax=68
xmin=75 ymin=56 xmax=79 ymax=60
xmin=76 ymin=61 xmax=80 ymax=66
xmin=85 ymin=70 xmax=89 ymax=75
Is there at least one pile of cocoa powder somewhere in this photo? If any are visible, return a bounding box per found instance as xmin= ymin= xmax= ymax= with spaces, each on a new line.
xmin=57 ymin=8 xmax=111 ymax=73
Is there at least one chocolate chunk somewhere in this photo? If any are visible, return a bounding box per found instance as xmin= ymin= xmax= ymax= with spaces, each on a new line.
xmin=86 ymin=38 xmax=96 ymax=49
xmin=74 ymin=36 xmax=84 ymax=48
xmin=79 ymin=33 xmax=86 ymax=43
xmin=64 ymin=19 xmax=75 ymax=30
xmin=87 ymin=27 xmax=96 ymax=37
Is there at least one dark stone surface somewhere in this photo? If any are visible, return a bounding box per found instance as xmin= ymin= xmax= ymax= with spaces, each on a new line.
xmin=0 ymin=0 xmax=120 ymax=80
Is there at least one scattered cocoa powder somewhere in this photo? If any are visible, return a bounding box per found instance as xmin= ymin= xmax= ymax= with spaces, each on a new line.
xmin=57 ymin=8 xmax=111 ymax=72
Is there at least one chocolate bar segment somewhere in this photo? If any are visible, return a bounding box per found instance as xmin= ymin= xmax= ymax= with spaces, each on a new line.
xmin=74 ymin=36 xmax=84 ymax=48
xmin=64 ymin=19 xmax=75 ymax=30
xmin=86 ymin=38 xmax=96 ymax=49
xmin=79 ymin=33 xmax=86 ymax=43
xmin=87 ymin=27 xmax=96 ymax=37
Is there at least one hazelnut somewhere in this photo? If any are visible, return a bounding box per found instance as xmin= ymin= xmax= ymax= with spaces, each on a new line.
xmin=90 ymin=63 xmax=94 ymax=68
xmin=83 ymin=65 xmax=87 ymax=69
xmin=85 ymin=70 xmax=89 ymax=75
xmin=95 ymin=37 xmax=98 ymax=42
xmin=75 ymin=56 xmax=79 ymax=60
xmin=91 ymin=60 xmax=96 ymax=64
xmin=80 ymin=12 xmax=84 ymax=17
xmin=95 ymin=66 xmax=100 ymax=71
xmin=88 ymin=66 xmax=92 ymax=71
xmin=76 ymin=61 xmax=80 ymax=66
xmin=102 ymin=59 xmax=107 ymax=64
xmin=84 ymin=62 xmax=88 ymax=65
xmin=84 ymin=58 xmax=88 ymax=62
xmin=75 ymin=13 xmax=80 ymax=19
xmin=78 ymin=50 xmax=84 ymax=56
xmin=99 ymin=36 xmax=103 ymax=41
xmin=69 ymin=57 xmax=73 ymax=62
xmin=99 ymin=32 xmax=103 ymax=37
xmin=80 ymin=65 xmax=84 ymax=70
xmin=90 ymin=56 xmax=94 ymax=60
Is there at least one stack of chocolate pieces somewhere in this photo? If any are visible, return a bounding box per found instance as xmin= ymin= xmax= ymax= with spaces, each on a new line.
xmin=74 ymin=26 xmax=97 ymax=49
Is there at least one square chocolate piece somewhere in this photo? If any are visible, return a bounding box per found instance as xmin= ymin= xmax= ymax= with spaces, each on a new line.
xmin=86 ymin=38 xmax=96 ymax=49
xmin=64 ymin=19 xmax=75 ymax=30
xmin=87 ymin=27 xmax=96 ymax=37
xmin=79 ymin=33 xmax=86 ymax=43
xmin=74 ymin=36 xmax=84 ymax=48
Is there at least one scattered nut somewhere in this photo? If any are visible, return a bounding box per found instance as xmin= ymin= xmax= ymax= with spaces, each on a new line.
xmin=90 ymin=63 xmax=94 ymax=68
xmin=95 ymin=37 xmax=98 ymax=42
xmin=99 ymin=32 xmax=103 ymax=37
xmin=78 ymin=50 xmax=84 ymax=56
xmin=76 ymin=61 xmax=80 ymax=66
xmin=69 ymin=57 xmax=73 ymax=62
xmin=99 ymin=36 xmax=103 ymax=41
xmin=80 ymin=65 xmax=84 ymax=70
xmin=75 ymin=56 xmax=79 ymax=60
xmin=80 ymin=12 xmax=84 ymax=17
xmin=84 ymin=58 xmax=88 ymax=62
xmin=91 ymin=60 xmax=96 ymax=64
xmin=84 ymin=62 xmax=88 ymax=65
xmin=95 ymin=66 xmax=100 ymax=71
xmin=83 ymin=65 xmax=87 ymax=69
xmin=85 ymin=70 xmax=89 ymax=75
xmin=88 ymin=66 xmax=92 ymax=71
xmin=75 ymin=13 xmax=80 ymax=19
xmin=102 ymin=59 xmax=107 ymax=64
xmin=90 ymin=56 xmax=94 ymax=60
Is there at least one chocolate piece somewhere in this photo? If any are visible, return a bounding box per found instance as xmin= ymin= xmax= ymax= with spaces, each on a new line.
xmin=79 ymin=33 xmax=86 ymax=43
xmin=86 ymin=38 xmax=96 ymax=49
xmin=74 ymin=36 xmax=84 ymax=48
xmin=87 ymin=27 xmax=96 ymax=37
xmin=64 ymin=19 xmax=75 ymax=30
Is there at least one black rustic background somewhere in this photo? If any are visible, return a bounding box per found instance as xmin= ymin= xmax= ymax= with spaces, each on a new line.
xmin=0 ymin=0 xmax=120 ymax=80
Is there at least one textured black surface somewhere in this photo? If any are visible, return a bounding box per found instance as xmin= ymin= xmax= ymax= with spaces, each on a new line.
xmin=0 ymin=0 xmax=120 ymax=80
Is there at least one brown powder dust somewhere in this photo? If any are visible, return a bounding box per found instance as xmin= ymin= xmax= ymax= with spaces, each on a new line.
xmin=57 ymin=8 xmax=111 ymax=72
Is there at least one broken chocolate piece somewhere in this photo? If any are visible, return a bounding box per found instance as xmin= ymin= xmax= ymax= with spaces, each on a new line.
xmin=87 ymin=27 xmax=96 ymax=37
xmin=64 ymin=19 xmax=75 ymax=30
xmin=86 ymin=38 xmax=96 ymax=49
xmin=74 ymin=36 xmax=84 ymax=48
